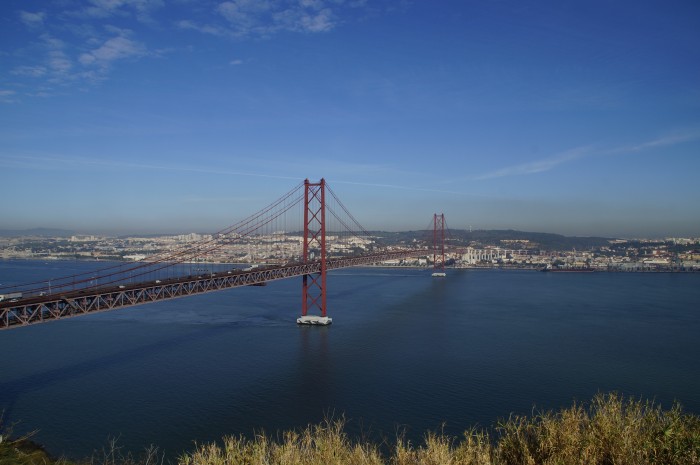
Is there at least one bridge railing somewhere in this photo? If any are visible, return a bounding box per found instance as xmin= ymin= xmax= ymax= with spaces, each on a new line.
xmin=1 ymin=248 xmax=429 ymax=330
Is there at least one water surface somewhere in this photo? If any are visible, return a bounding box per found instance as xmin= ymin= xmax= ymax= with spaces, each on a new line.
xmin=1 ymin=260 xmax=699 ymax=460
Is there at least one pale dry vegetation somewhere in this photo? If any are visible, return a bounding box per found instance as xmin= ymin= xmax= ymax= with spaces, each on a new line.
xmin=3 ymin=393 xmax=700 ymax=465
xmin=178 ymin=393 xmax=700 ymax=465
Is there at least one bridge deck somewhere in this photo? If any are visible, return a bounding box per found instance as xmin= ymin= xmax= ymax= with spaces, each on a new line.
xmin=1 ymin=249 xmax=427 ymax=330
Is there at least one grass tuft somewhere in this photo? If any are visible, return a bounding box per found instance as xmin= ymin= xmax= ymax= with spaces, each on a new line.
xmin=180 ymin=418 xmax=382 ymax=465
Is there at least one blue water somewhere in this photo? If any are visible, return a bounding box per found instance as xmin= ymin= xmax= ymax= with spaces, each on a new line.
xmin=1 ymin=260 xmax=700 ymax=460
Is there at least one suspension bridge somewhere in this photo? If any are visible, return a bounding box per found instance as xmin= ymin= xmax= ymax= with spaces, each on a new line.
xmin=0 ymin=179 xmax=448 ymax=330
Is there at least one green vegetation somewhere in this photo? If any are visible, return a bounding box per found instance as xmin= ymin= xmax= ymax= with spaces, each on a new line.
xmin=0 ymin=428 xmax=61 ymax=465
xmin=3 ymin=393 xmax=700 ymax=464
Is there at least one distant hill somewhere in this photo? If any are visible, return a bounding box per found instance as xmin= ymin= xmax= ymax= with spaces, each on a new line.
xmin=452 ymin=229 xmax=612 ymax=251
xmin=374 ymin=229 xmax=613 ymax=251
xmin=0 ymin=227 xmax=614 ymax=250
xmin=0 ymin=227 xmax=75 ymax=237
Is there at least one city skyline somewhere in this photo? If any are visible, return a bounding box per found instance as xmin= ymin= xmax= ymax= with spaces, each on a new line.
xmin=2 ymin=1 xmax=700 ymax=238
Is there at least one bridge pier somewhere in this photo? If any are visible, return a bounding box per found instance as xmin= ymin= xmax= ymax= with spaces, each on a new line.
xmin=297 ymin=315 xmax=332 ymax=325
xmin=298 ymin=179 xmax=332 ymax=325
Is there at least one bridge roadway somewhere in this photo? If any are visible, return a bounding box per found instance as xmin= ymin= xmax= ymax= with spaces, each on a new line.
xmin=1 ymin=248 xmax=428 ymax=330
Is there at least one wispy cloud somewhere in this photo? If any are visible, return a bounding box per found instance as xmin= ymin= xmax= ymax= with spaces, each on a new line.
xmin=177 ymin=19 xmax=229 ymax=37
xmin=604 ymin=130 xmax=700 ymax=155
xmin=473 ymin=129 xmax=700 ymax=180
xmin=332 ymin=179 xmax=473 ymax=196
xmin=10 ymin=23 xmax=150 ymax=95
xmin=0 ymin=153 xmax=301 ymax=182
xmin=217 ymin=1 xmax=273 ymax=33
xmin=1 ymin=152 xmax=471 ymax=196
xmin=9 ymin=0 xmax=379 ymax=99
xmin=275 ymin=6 xmax=335 ymax=33
xmin=216 ymin=0 xmax=335 ymax=36
xmin=11 ymin=65 xmax=48 ymax=77
xmin=79 ymin=33 xmax=146 ymax=68
xmin=0 ymin=90 xmax=19 ymax=104
xmin=10 ymin=2 xmax=160 ymax=98
xmin=46 ymin=46 xmax=73 ymax=75
xmin=19 ymin=10 xmax=46 ymax=28
xmin=79 ymin=0 xmax=164 ymax=22
xmin=182 ymin=195 xmax=259 ymax=204
xmin=474 ymin=146 xmax=591 ymax=180
xmin=178 ymin=0 xmax=368 ymax=38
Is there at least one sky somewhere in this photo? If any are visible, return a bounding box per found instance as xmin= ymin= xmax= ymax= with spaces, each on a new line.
xmin=1 ymin=0 xmax=699 ymax=238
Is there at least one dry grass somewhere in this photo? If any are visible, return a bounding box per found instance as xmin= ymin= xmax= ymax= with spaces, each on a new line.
xmin=3 ymin=393 xmax=700 ymax=465
xmin=179 ymin=393 xmax=700 ymax=465
xmin=392 ymin=428 xmax=494 ymax=465
xmin=495 ymin=393 xmax=700 ymax=465
xmin=180 ymin=418 xmax=382 ymax=465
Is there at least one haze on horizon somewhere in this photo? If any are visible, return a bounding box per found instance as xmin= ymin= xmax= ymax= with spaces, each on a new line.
xmin=1 ymin=1 xmax=699 ymax=239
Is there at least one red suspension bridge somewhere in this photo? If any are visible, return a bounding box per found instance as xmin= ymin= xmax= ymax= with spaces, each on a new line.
xmin=0 ymin=179 xmax=448 ymax=330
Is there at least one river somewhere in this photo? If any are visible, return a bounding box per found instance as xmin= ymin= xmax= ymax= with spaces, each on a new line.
xmin=1 ymin=260 xmax=699 ymax=461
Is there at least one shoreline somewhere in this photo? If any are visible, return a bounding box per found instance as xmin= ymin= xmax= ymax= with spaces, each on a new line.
xmin=2 ymin=256 xmax=699 ymax=273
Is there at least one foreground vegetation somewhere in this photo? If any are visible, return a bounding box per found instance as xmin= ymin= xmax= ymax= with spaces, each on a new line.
xmin=3 ymin=393 xmax=700 ymax=465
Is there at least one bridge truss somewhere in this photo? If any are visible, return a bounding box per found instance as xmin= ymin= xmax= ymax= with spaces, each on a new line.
xmin=1 ymin=178 xmax=431 ymax=330
xmin=0 ymin=250 xmax=426 ymax=330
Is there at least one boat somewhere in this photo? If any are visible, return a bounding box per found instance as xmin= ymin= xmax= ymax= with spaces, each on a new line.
xmin=431 ymin=272 xmax=447 ymax=277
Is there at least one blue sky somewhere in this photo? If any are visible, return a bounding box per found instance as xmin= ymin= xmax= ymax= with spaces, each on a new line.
xmin=1 ymin=0 xmax=699 ymax=238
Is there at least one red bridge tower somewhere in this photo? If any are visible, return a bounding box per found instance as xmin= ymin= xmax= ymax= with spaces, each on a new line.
xmin=432 ymin=213 xmax=447 ymax=277
xmin=297 ymin=179 xmax=332 ymax=325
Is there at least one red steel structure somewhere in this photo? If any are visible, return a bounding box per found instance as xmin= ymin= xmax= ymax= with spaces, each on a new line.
xmin=302 ymin=179 xmax=327 ymax=318
xmin=0 ymin=250 xmax=427 ymax=330
xmin=433 ymin=213 xmax=446 ymax=272
xmin=0 ymin=178 xmax=438 ymax=330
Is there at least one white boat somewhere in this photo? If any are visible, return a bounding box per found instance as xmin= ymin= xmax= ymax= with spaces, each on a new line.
xmin=431 ymin=272 xmax=447 ymax=277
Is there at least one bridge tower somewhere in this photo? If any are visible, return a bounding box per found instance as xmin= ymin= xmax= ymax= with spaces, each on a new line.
xmin=297 ymin=179 xmax=332 ymax=325
xmin=432 ymin=213 xmax=447 ymax=277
